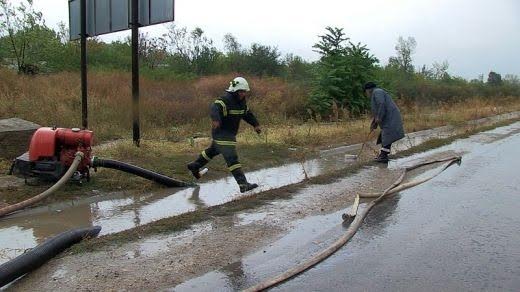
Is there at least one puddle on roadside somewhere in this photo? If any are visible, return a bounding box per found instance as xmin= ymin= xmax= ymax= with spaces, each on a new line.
xmin=392 ymin=122 xmax=520 ymax=168
xmin=0 ymin=144 xmax=355 ymax=264
xmin=0 ymin=226 xmax=37 ymax=263
xmin=171 ymin=270 xmax=230 ymax=292
xmin=0 ymin=121 xmax=519 ymax=265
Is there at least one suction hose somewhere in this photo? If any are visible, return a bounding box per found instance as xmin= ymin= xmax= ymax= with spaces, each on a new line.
xmin=0 ymin=152 xmax=84 ymax=218
xmin=244 ymin=155 xmax=462 ymax=292
xmin=91 ymin=157 xmax=192 ymax=188
xmin=0 ymin=226 xmax=101 ymax=288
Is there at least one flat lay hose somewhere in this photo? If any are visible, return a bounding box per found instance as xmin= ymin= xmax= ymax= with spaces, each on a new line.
xmin=244 ymin=155 xmax=462 ymax=292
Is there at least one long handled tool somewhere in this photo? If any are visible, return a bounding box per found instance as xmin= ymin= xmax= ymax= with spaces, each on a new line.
xmin=356 ymin=129 xmax=378 ymax=159
xmin=345 ymin=129 xmax=378 ymax=161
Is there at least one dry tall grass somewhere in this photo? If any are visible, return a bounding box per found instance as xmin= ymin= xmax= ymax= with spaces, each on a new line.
xmin=1 ymin=68 xmax=519 ymax=147
xmin=0 ymin=69 xmax=308 ymax=142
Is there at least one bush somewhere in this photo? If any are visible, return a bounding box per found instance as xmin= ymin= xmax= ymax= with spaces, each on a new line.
xmin=309 ymin=27 xmax=378 ymax=118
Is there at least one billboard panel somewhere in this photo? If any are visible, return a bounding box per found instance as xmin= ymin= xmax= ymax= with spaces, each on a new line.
xmin=138 ymin=0 xmax=150 ymax=27
xmin=95 ymin=0 xmax=111 ymax=35
xmin=69 ymin=0 xmax=95 ymax=40
xmin=69 ymin=0 xmax=174 ymax=40
xmin=111 ymin=0 xmax=129 ymax=31
xmin=69 ymin=0 xmax=80 ymax=39
xmin=150 ymin=0 xmax=174 ymax=24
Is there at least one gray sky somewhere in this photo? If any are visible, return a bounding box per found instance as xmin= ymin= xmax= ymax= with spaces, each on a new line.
xmin=32 ymin=0 xmax=520 ymax=79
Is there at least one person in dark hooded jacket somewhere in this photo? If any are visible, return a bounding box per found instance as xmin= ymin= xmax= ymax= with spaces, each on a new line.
xmin=187 ymin=77 xmax=261 ymax=193
xmin=364 ymin=82 xmax=405 ymax=163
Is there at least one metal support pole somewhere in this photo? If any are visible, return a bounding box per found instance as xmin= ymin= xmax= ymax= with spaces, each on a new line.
xmin=80 ymin=0 xmax=88 ymax=129
xmin=131 ymin=0 xmax=140 ymax=147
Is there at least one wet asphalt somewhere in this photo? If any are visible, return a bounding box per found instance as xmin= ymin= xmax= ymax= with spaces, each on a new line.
xmin=273 ymin=127 xmax=520 ymax=291
xmin=175 ymin=124 xmax=520 ymax=291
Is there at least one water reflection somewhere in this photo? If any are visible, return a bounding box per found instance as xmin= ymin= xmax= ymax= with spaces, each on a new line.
xmin=362 ymin=194 xmax=401 ymax=239
xmin=188 ymin=186 xmax=206 ymax=210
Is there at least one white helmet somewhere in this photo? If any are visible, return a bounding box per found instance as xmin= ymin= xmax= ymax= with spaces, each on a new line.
xmin=226 ymin=77 xmax=250 ymax=92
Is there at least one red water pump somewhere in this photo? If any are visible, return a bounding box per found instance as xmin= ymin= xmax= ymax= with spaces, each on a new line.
xmin=12 ymin=127 xmax=93 ymax=181
xmin=10 ymin=127 xmax=189 ymax=187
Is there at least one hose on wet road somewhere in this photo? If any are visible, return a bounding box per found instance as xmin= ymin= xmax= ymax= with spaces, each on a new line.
xmin=244 ymin=155 xmax=462 ymax=292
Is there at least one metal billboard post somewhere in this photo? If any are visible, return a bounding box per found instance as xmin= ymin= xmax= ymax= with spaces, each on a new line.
xmin=131 ymin=0 xmax=140 ymax=147
xmin=80 ymin=0 xmax=88 ymax=129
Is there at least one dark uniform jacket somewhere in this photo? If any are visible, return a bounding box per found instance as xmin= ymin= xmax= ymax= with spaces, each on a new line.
xmin=370 ymin=88 xmax=405 ymax=146
xmin=211 ymin=92 xmax=259 ymax=141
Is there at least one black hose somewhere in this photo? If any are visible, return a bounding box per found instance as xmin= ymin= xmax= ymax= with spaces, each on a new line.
xmin=0 ymin=226 xmax=101 ymax=288
xmin=92 ymin=158 xmax=192 ymax=187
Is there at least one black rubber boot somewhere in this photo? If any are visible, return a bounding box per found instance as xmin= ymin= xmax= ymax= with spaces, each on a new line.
xmin=232 ymin=169 xmax=258 ymax=193
xmin=239 ymin=183 xmax=259 ymax=193
xmin=374 ymin=151 xmax=389 ymax=163
xmin=187 ymin=156 xmax=207 ymax=179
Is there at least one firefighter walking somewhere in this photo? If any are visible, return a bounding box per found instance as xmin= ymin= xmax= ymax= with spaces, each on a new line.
xmin=187 ymin=77 xmax=261 ymax=193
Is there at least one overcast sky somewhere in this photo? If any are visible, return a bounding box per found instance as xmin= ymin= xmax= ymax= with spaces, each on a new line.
xmin=31 ymin=0 xmax=520 ymax=79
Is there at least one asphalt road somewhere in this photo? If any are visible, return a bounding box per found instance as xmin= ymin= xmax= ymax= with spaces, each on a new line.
xmin=276 ymin=126 xmax=520 ymax=291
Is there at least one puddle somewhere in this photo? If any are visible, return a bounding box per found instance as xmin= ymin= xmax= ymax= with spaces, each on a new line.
xmin=0 ymin=226 xmax=37 ymax=263
xmin=171 ymin=271 xmax=230 ymax=292
xmin=0 ymin=118 xmax=519 ymax=265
